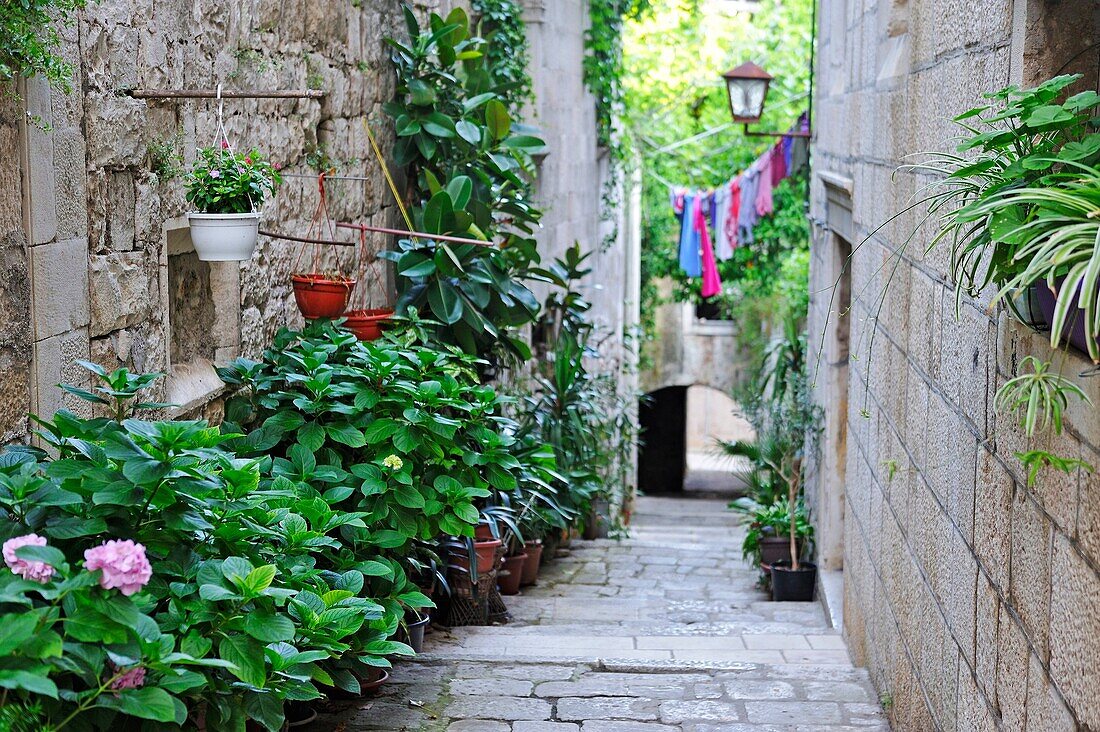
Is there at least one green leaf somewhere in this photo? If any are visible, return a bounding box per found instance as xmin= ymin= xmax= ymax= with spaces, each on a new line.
xmin=298 ymin=421 xmax=326 ymax=451
xmin=112 ymin=687 xmax=179 ymax=722
xmin=245 ymin=691 xmax=286 ymax=732
xmin=244 ymin=565 xmax=278 ymax=595
xmin=423 ymin=190 xmax=455 ymax=234
xmin=1024 ymin=104 xmax=1074 ymax=130
xmin=199 ymin=584 xmax=240 ymax=602
xmin=456 ymin=119 xmax=481 ymax=145
xmin=364 ymin=418 xmax=400 ymax=444
xmin=428 ymin=280 xmax=463 ymax=324
xmin=220 ymin=634 xmax=268 ymax=688
xmin=485 ymin=99 xmax=511 ymax=141
xmin=0 ymin=670 xmax=58 ymax=698
xmin=408 ymin=79 xmax=436 ymax=106
xmin=445 ymin=176 xmax=473 ymax=210
xmin=394 ymin=484 xmax=425 ymax=509
xmin=0 ymin=613 xmax=39 ymax=655
xmin=14 ymin=544 xmax=65 ymax=569
xmin=243 ymin=612 xmax=296 ymax=643
xmin=327 ymin=423 xmax=366 ymax=448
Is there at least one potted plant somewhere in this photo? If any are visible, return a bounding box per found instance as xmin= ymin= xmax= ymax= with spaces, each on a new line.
xmin=292 ymin=273 xmax=357 ymax=319
xmin=344 ymin=307 xmax=395 ymax=341
xmin=770 ymin=451 xmax=816 ymax=601
xmin=185 ymin=144 xmax=281 ymax=261
xmin=741 ymin=498 xmax=813 ymax=572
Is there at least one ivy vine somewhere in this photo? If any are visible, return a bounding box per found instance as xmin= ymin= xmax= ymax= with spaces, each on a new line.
xmin=1 ymin=0 xmax=85 ymax=94
xmin=471 ymin=0 xmax=532 ymax=115
xmin=583 ymin=0 xmax=650 ymax=150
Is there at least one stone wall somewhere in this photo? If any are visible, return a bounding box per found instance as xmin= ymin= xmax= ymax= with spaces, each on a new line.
xmin=2 ymin=0 xmax=631 ymax=440
xmin=641 ymin=280 xmax=750 ymax=397
xmin=522 ymin=0 xmax=641 ymax=372
xmin=806 ymin=0 xmax=1100 ymax=729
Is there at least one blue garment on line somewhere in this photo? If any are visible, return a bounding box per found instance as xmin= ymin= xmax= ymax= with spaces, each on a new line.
xmin=738 ymin=171 xmax=759 ymax=245
xmin=677 ymin=192 xmax=702 ymax=277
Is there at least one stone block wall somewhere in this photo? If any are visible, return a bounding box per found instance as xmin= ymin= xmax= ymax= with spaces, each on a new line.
xmin=806 ymin=0 xmax=1100 ymax=729
xmin=2 ymin=0 xmax=633 ymax=440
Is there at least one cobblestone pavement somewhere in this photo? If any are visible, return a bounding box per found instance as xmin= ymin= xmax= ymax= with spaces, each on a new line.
xmin=309 ymin=496 xmax=888 ymax=731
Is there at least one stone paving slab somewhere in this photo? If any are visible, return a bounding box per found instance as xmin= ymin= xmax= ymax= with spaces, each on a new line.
xmin=306 ymin=497 xmax=888 ymax=731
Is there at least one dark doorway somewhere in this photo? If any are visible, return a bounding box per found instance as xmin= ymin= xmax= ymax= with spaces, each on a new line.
xmin=637 ymin=386 xmax=688 ymax=494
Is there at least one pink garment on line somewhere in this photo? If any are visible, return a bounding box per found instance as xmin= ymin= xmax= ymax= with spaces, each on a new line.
xmin=755 ymin=154 xmax=774 ymax=217
xmin=771 ymin=142 xmax=787 ymax=186
xmin=726 ymin=177 xmax=741 ymax=250
xmin=694 ymin=196 xmax=722 ymax=298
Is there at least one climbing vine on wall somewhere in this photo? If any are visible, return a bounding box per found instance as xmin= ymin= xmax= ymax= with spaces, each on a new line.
xmin=471 ymin=0 xmax=532 ymax=115
xmin=584 ymin=0 xmax=651 ymax=150
xmin=1 ymin=0 xmax=85 ymax=93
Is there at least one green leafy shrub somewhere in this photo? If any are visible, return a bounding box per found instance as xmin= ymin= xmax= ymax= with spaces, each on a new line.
xmin=185 ymin=145 xmax=282 ymax=215
xmin=0 ymin=363 xmax=394 ymax=730
xmin=382 ymin=6 xmax=547 ymax=363
xmin=0 ymin=0 xmax=86 ymax=93
xmin=740 ymin=498 xmax=814 ymax=566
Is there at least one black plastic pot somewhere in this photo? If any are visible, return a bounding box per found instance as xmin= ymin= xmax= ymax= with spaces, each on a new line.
xmin=771 ymin=560 xmax=817 ymax=602
xmin=1036 ymin=278 xmax=1094 ymax=355
xmin=285 ymin=701 xmax=317 ymax=728
xmin=406 ymin=612 xmax=430 ymax=653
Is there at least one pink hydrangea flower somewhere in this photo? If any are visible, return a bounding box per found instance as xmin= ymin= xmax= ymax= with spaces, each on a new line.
xmin=84 ymin=540 xmax=152 ymax=596
xmin=110 ymin=666 xmax=146 ymax=691
xmin=2 ymin=534 xmax=55 ymax=583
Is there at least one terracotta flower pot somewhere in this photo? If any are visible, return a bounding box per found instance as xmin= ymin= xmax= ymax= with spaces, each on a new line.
xmin=498 ymin=553 xmax=527 ymax=595
xmin=343 ymin=307 xmax=394 ymax=341
xmin=520 ymin=540 xmax=543 ymax=586
xmin=474 ymin=539 xmax=501 ymax=573
xmin=292 ymin=274 xmax=356 ymax=319
xmin=475 ymin=524 xmax=495 ymax=541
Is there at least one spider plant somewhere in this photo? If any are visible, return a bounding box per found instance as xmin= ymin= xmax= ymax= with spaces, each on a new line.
xmin=994 ymin=355 xmax=1091 ymax=437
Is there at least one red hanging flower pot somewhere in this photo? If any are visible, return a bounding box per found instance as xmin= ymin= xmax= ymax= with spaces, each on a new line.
xmin=292 ymin=274 xmax=356 ymax=319
xmin=343 ymin=307 xmax=395 ymax=341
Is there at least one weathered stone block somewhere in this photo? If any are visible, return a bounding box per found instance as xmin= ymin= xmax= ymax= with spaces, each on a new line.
xmin=32 ymin=327 xmax=91 ymax=421
xmin=1008 ymin=492 xmax=1052 ymax=662
xmin=31 ymin=237 xmax=90 ymax=339
xmin=995 ymin=605 xmax=1029 ymax=731
xmin=107 ymin=172 xmax=136 ymax=252
xmin=1049 ymin=534 xmax=1100 ymax=727
xmin=90 ymin=252 xmax=154 ymax=337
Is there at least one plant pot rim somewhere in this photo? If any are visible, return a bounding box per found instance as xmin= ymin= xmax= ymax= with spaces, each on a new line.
xmin=187 ymin=211 xmax=261 ymax=220
xmin=771 ymin=560 xmax=817 ymax=574
xmin=475 ymin=538 xmax=502 ymax=547
xmin=345 ymin=307 xmax=395 ymax=320
xmin=504 ymin=552 xmax=528 ymax=562
xmin=406 ymin=611 xmax=430 ymax=627
xmin=292 ymin=273 xmax=356 ymax=285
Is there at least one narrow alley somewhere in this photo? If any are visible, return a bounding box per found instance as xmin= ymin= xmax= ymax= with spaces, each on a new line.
xmin=310 ymin=497 xmax=887 ymax=731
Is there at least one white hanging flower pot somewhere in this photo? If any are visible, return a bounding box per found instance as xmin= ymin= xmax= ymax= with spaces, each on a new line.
xmin=186 ymin=212 xmax=261 ymax=261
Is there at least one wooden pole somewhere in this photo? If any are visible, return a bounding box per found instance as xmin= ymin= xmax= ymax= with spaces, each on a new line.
xmin=259 ymin=230 xmax=353 ymax=247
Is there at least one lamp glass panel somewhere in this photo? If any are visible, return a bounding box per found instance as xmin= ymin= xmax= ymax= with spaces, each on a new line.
xmin=726 ymin=77 xmax=767 ymax=120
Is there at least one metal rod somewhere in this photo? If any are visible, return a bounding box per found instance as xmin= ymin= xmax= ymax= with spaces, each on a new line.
xmin=335 ymin=221 xmax=497 ymax=249
xmin=743 ymin=125 xmax=811 ymax=139
xmin=281 ymin=172 xmax=375 ymax=182
xmin=259 ymin=230 xmax=353 ymax=247
xmin=125 ymin=89 xmax=325 ymax=99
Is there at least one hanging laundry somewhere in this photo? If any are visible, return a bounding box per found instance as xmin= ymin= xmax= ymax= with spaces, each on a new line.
xmin=694 ymin=195 xmax=722 ymax=298
xmin=783 ymin=135 xmax=794 ymax=176
xmin=713 ymin=183 xmax=733 ymax=261
xmin=738 ymin=169 xmax=759 ymax=245
xmin=726 ymin=177 xmax=741 ymax=251
xmin=755 ymin=154 xmax=774 ymax=217
xmin=790 ymin=135 xmax=809 ymax=175
xmin=675 ymin=190 xmax=702 ymax=277
xmin=771 ymin=141 xmax=788 ymax=186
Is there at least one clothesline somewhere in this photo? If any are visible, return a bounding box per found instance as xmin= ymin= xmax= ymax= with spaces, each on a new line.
xmin=668 ymin=112 xmax=810 ymax=299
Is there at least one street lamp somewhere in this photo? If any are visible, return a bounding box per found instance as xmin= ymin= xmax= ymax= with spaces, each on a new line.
xmin=722 ymin=61 xmax=811 ymax=138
